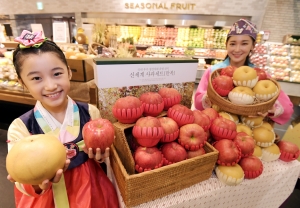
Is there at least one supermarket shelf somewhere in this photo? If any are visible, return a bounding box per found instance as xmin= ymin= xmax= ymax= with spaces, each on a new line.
xmin=0 ymin=89 xmax=36 ymax=105
xmin=0 ymin=84 xmax=98 ymax=106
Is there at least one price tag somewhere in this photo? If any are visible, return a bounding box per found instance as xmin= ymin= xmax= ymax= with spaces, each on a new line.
xmin=263 ymin=31 xmax=270 ymax=41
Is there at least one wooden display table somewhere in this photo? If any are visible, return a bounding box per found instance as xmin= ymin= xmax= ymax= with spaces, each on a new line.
xmin=0 ymin=80 xmax=97 ymax=106
xmin=111 ymin=160 xmax=300 ymax=208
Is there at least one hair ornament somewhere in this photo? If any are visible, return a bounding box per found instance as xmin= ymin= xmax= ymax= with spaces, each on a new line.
xmin=14 ymin=30 xmax=47 ymax=49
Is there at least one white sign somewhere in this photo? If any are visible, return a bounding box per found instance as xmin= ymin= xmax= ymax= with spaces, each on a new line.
xmin=30 ymin=24 xmax=45 ymax=38
xmin=53 ymin=22 xmax=67 ymax=43
xmin=94 ymin=61 xmax=198 ymax=89
xmin=263 ymin=31 xmax=270 ymax=40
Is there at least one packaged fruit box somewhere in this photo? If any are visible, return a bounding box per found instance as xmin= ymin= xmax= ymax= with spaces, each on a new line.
xmin=93 ymin=58 xmax=198 ymax=123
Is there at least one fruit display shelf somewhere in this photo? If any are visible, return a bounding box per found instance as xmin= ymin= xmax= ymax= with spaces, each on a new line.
xmin=251 ymin=42 xmax=300 ymax=83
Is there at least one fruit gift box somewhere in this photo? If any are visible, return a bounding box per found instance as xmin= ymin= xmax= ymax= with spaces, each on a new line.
xmin=207 ymin=66 xmax=281 ymax=116
xmin=93 ymin=58 xmax=197 ymax=123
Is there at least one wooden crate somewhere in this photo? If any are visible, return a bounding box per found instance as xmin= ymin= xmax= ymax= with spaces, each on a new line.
xmin=67 ymin=58 xmax=94 ymax=82
xmin=110 ymin=121 xmax=219 ymax=207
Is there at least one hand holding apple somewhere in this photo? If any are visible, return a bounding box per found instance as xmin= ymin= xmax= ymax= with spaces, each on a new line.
xmin=82 ymin=118 xmax=115 ymax=154
xmin=83 ymin=146 xmax=110 ymax=163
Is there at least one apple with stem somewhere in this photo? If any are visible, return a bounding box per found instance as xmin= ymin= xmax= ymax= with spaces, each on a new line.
xmin=82 ymin=118 xmax=115 ymax=154
xmin=178 ymin=123 xmax=207 ymax=151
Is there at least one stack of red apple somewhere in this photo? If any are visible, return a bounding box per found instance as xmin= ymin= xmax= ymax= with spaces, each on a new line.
xmin=111 ymin=88 xmax=218 ymax=173
xmin=212 ymin=66 xmax=279 ymax=110
xmin=240 ymin=115 xmax=300 ymax=163
xmin=205 ymin=109 xmax=262 ymax=186
xmin=211 ymin=109 xmax=300 ymax=186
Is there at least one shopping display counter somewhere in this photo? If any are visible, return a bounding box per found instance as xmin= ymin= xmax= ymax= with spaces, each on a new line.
xmin=111 ymin=159 xmax=300 ymax=208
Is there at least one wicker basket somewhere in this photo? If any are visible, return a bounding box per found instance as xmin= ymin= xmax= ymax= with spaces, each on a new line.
xmin=207 ymin=69 xmax=281 ymax=116
xmin=111 ymin=123 xmax=218 ymax=207
xmin=113 ymin=111 xmax=167 ymax=174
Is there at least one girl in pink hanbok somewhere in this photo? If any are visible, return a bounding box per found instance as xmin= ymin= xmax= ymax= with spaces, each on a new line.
xmin=194 ymin=19 xmax=293 ymax=125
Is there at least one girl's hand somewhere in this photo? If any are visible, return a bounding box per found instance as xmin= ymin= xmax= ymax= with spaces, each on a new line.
xmin=7 ymin=159 xmax=70 ymax=193
xmin=83 ymin=145 xmax=110 ymax=163
xmin=7 ymin=174 xmax=15 ymax=183
xmin=35 ymin=158 xmax=70 ymax=191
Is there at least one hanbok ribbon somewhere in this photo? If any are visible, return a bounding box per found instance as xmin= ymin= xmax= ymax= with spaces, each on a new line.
xmin=14 ymin=30 xmax=46 ymax=49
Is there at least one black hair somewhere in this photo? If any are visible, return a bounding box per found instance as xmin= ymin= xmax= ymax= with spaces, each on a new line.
xmin=223 ymin=36 xmax=256 ymax=66
xmin=13 ymin=40 xmax=68 ymax=79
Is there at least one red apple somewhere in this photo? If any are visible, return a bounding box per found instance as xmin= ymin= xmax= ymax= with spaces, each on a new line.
xmin=254 ymin=68 xmax=268 ymax=81
xmin=178 ymin=123 xmax=207 ymax=151
xmin=161 ymin=142 xmax=187 ymax=165
xmin=167 ymin=104 xmax=194 ymax=127
xmin=210 ymin=117 xmax=237 ymax=140
xmin=277 ymin=141 xmax=300 ymax=162
xmin=132 ymin=116 xmax=164 ymax=147
xmin=139 ymin=92 xmax=164 ymax=117
xmin=158 ymin=87 xmax=182 ymax=110
xmin=212 ymin=75 xmax=234 ymax=97
xmin=233 ymin=132 xmax=256 ymax=157
xmin=202 ymin=108 xmax=219 ymax=122
xmin=220 ymin=65 xmax=237 ymax=77
xmin=82 ymin=118 xmax=115 ymax=154
xmin=193 ymin=110 xmax=211 ymax=131
xmin=134 ymin=146 xmax=164 ymax=172
xmin=112 ymin=96 xmax=144 ymax=124
xmin=187 ymin=148 xmax=206 ymax=159
xmin=213 ymin=139 xmax=241 ymax=166
xmin=239 ymin=155 xmax=263 ymax=179
xmin=158 ymin=117 xmax=179 ymax=143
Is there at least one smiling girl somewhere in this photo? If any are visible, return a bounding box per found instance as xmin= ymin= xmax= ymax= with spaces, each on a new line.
xmin=194 ymin=19 xmax=293 ymax=125
xmin=6 ymin=30 xmax=119 ymax=208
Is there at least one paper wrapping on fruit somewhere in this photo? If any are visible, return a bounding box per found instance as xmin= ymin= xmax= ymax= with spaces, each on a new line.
xmin=98 ymin=82 xmax=194 ymax=123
